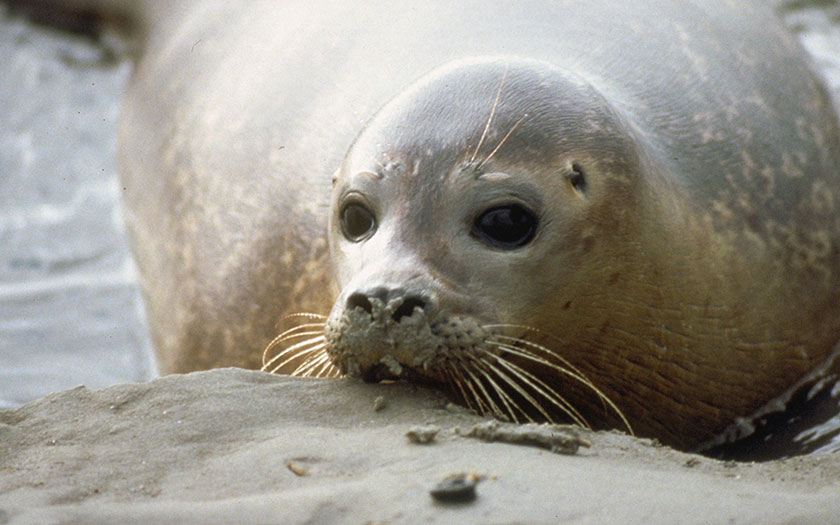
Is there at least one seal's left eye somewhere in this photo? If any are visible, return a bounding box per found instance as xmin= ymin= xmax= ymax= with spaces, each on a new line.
xmin=340 ymin=202 xmax=376 ymax=242
xmin=473 ymin=204 xmax=537 ymax=250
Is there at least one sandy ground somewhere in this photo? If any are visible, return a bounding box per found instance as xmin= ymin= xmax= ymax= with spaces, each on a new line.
xmin=2 ymin=368 xmax=840 ymax=524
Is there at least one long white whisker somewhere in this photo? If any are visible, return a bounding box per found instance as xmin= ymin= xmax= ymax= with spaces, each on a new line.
xmin=263 ymin=328 xmax=325 ymax=364
xmin=447 ymin=363 xmax=480 ymax=414
xmin=267 ymin=340 xmax=326 ymax=374
xmin=470 ymin=65 xmax=509 ymax=163
xmin=462 ymin=364 xmax=506 ymax=421
xmin=491 ymin=333 xmax=612 ymax=417
xmin=476 ymin=359 xmax=542 ymax=423
xmin=263 ymin=321 xmax=325 ymax=363
xmin=276 ymin=313 xmax=327 ymax=326
xmin=270 ymin=324 xmax=326 ymax=344
xmin=262 ymin=335 xmax=326 ymax=370
xmin=458 ymin=362 xmax=492 ymax=414
xmin=487 ymin=331 xmax=589 ymax=379
xmin=476 ymin=113 xmax=527 ymax=170
xmin=312 ymin=355 xmax=340 ymax=378
xmin=294 ymin=352 xmax=331 ymax=377
xmin=488 ymin=352 xmax=590 ymax=429
xmin=468 ymin=358 xmax=527 ymax=423
xmin=489 ymin=341 xmax=633 ymax=434
xmin=489 ymin=340 xmax=592 ymax=391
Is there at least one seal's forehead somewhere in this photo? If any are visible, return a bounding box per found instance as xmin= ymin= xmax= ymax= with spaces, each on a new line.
xmin=344 ymin=56 xmax=636 ymax=177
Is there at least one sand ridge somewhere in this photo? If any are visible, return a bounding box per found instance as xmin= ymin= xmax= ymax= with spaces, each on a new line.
xmin=2 ymin=369 xmax=838 ymax=524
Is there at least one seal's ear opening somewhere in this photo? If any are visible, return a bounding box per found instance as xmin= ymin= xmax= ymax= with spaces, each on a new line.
xmin=565 ymin=162 xmax=587 ymax=196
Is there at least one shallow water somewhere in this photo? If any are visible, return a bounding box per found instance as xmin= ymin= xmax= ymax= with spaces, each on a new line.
xmin=0 ymin=4 xmax=155 ymax=408
xmin=0 ymin=1 xmax=838 ymax=455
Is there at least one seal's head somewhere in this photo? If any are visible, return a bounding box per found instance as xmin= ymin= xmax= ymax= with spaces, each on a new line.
xmin=260 ymin=54 xmax=840 ymax=452
xmin=265 ymin=56 xmax=811 ymax=450
xmin=320 ymin=57 xmax=674 ymax=435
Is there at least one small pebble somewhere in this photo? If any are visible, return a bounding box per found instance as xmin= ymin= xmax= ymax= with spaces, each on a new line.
xmin=405 ymin=425 xmax=440 ymax=444
xmin=373 ymin=396 xmax=387 ymax=412
xmin=286 ymin=460 xmax=309 ymax=477
xmin=429 ymin=473 xmax=480 ymax=503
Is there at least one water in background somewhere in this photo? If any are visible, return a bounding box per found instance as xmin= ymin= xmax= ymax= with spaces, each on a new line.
xmin=0 ymin=4 xmax=155 ymax=408
xmin=0 ymin=0 xmax=838 ymax=454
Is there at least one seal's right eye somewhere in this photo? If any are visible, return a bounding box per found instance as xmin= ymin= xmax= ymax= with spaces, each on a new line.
xmin=340 ymin=202 xmax=376 ymax=242
xmin=473 ymin=204 xmax=537 ymax=250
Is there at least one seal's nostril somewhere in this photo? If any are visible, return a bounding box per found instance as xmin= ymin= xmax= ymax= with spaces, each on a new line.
xmin=392 ymin=296 xmax=426 ymax=322
xmin=347 ymin=292 xmax=373 ymax=314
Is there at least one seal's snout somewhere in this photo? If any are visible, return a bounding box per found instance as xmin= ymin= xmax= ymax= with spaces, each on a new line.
xmin=325 ymin=284 xmax=444 ymax=379
xmin=346 ymin=287 xmax=434 ymax=323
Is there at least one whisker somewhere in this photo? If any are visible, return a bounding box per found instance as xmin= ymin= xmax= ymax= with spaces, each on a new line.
xmin=280 ymin=312 xmax=327 ymax=320
xmin=462 ymin=364 xmax=506 ymax=421
xmin=489 ymin=341 xmax=633 ymax=434
xmin=482 ymin=325 xmax=588 ymax=378
xmin=476 ymin=113 xmax=527 ymax=170
xmin=292 ymin=356 xmax=323 ymax=377
xmin=489 ymin=338 xmax=592 ymax=390
xmin=314 ymin=360 xmax=333 ymax=377
xmin=271 ymin=345 xmax=325 ymax=374
xmin=265 ymin=339 xmax=326 ymax=374
xmin=485 ymin=350 xmax=590 ymax=429
xmin=470 ymin=65 xmax=509 ymax=163
xmin=273 ymin=312 xmax=327 ymax=330
xmin=488 ymin=332 xmax=602 ymax=408
xmin=312 ymin=355 xmax=341 ymax=379
xmin=458 ymin=362 xmax=493 ymax=414
xmin=483 ymin=323 xmax=562 ymax=343
xmin=263 ymin=319 xmax=325 ymax=358
xmin=294 ymin=352 xmax=330 ymax=377
xmin=262 ymin=335 xmax=326 ymax=370
xmin=270 ymin=329 xmax=325 ymax=345
xmin=272 ymin=324 xmax=326 ymax=343
xmin=475 ymin=359 xmax=541 ymax=423
xmin=260 ymin=312 xmax=339 ymax=378
xmin=468 ymin=359 xmax=527 ymax=423
xmin=447 ymin=362 xmax=481 ymax=414
xmin=262 ymin=326 xmax=325 ymax=365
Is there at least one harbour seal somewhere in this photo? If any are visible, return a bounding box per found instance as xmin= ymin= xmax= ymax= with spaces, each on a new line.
xmin=34 ymin=0 xmax=840 ymax=450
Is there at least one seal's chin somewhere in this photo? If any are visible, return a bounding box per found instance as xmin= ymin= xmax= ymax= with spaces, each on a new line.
xmin=357 ymin=358 xmax=460 ymax=400
xmin=360 ymin=363 xmax=396 ymax=383
xmin=354 ymin=354 xmax=444 ymax=384
xmin=359 ymin=362 xmax=427 ymax=383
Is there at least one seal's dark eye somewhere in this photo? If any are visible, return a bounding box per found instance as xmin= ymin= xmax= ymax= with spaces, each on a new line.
xmin=473 ymin=204 xmax=537 ymax=249
xmin=340 ymin=202 xmax=376 ymax=242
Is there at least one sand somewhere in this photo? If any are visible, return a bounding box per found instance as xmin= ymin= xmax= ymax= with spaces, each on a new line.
xmin=2 ymin=368 xmax=839 ymax=524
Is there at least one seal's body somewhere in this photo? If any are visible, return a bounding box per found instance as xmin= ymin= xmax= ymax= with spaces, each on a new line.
xmin=75 ymin=0 xmax=840 ymax=449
